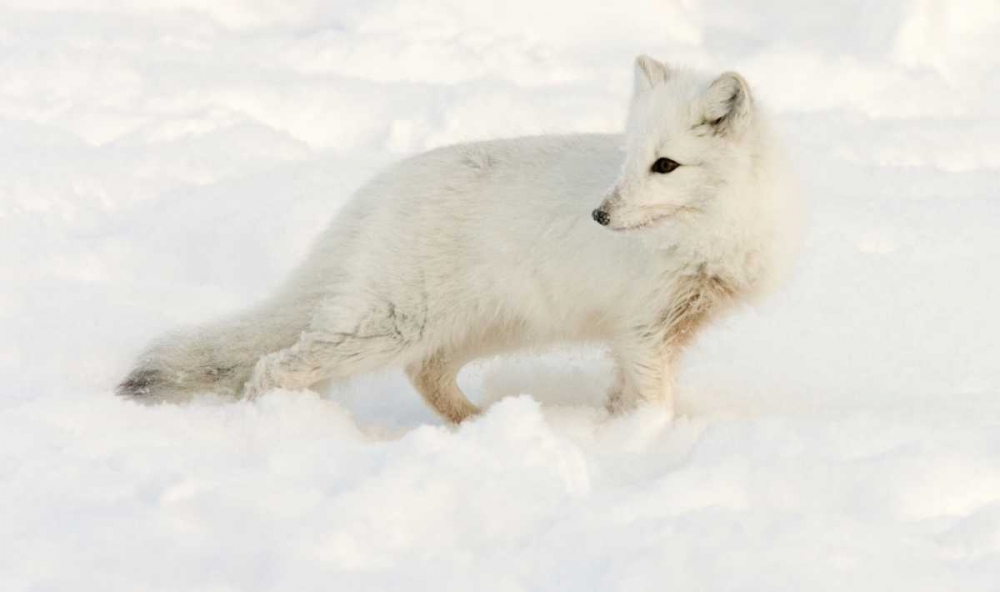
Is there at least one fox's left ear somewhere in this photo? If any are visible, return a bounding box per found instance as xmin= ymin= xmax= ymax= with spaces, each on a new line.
xmin=700 ymin=72 xmax=753 ymax=137
xmin=633 ymin=55 xmax=669 ymax=96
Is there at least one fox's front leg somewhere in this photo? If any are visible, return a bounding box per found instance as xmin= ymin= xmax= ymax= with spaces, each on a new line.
xmin=605 ymin=337 xmax=675 ymax=418
xmin=606 ymin=272 xmax=734 ymax=417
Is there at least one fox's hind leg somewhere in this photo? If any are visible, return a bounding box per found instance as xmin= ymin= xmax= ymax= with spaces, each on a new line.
xmin=406 ymin=349 xmax=480 ymax=424
xmin=244 ymin=329 xmax=407 ymax=397
xmin=243 ymin=298 xmax=419 ymax=398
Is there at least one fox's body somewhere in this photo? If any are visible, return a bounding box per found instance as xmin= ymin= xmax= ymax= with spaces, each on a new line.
xmin=119 ymin=57 xmax=797 ymax=422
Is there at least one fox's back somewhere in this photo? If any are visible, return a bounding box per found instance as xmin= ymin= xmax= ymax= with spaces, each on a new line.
xmin=331 ymin=134 xmax=667 ymax=338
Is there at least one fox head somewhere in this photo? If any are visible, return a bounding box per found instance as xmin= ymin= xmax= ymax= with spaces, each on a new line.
xmin=593 ymin=56 xmax=760 ymax=236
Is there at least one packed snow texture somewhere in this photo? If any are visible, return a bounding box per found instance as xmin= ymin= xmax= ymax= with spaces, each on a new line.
xmin=3 ymin=1 xmax=1000 ymax=590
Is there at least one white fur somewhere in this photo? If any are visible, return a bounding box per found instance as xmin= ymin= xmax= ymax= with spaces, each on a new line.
xmin=119 ymin=56 xmax=799 ymax=423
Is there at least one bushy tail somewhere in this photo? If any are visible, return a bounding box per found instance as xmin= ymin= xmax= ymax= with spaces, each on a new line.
xmin=117 ymin=300 xmax=310 ymax=401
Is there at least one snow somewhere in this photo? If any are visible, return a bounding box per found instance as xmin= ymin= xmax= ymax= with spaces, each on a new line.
xmin=2 ymin=0 xmax=1000 ymax=589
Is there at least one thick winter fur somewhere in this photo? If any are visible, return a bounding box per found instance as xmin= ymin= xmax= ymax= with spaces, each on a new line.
xmin=118 ymin=56 xmax=798 ymax=422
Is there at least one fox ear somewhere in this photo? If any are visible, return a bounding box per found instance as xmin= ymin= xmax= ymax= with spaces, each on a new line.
xmin=701 ymin=72 xmax=753 ymax=136
xmin=633 ymin=55 xmax=669 ymax=96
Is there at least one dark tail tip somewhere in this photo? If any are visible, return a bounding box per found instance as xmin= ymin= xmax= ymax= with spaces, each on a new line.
xmin=116 ymin=368 xmax=163 ymax=398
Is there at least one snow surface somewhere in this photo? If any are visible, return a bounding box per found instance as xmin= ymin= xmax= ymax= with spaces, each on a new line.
xmin=3 ymin=0 xmax=1000 ymax=590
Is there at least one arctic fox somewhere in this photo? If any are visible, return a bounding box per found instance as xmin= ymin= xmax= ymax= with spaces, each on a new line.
xmin=118 ymin=56 xmax=797 ymax=423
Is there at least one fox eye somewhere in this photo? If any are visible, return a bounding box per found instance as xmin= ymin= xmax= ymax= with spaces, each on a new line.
xmin=650 ymin=157 xmax=680 ymax=174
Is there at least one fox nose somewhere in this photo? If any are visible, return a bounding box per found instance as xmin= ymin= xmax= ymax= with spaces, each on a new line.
xmin=592 ymin=208 xmax=610 ymax=226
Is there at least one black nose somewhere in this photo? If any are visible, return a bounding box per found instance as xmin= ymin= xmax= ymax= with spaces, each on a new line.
xmin=592 ymin=208 xmax=610 ymax=226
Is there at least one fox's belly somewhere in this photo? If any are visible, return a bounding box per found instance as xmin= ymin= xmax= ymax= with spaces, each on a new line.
xmin=462 ymin=246 xmax=651 ymax=343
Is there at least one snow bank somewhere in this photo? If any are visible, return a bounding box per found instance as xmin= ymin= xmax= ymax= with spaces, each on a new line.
xmin=2 ymin=0 xmax=999 ymax=589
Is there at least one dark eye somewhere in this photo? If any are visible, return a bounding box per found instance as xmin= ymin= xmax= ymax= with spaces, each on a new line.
xmin=651 ymin=157 xmax=680 ymax=174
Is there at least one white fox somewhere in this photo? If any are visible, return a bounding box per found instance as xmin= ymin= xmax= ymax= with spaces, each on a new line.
xmin=118 ymin=56 xmax=797 ymax=423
